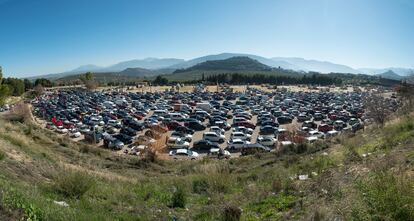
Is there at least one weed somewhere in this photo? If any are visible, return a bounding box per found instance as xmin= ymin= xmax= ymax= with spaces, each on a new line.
xmin=192 ymin=178 xmax=209 ymax=194
xmin=2 ymin=188 xmax=43 ymax=221
xmin=52 ymin=169 xmax=95 ymax=199
xmin=0 ymin=150 xmax=5 ymax=161
xmin=222 ymin=204 xmax=241 ymax=221
xmin=170 ymin=185 xmax=186 ymax=208
xmin=356 ymin=170 xmax=414 ymax=220
xmin=246 ymin=194 xmax=297 ymax=219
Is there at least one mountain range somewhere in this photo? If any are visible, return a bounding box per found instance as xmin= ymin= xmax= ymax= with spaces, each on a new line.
xmin=31 ymin=53 xmax=414 ymax=80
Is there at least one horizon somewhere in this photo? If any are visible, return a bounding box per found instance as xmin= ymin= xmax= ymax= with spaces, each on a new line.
xmin=1 ymin=0 xmax=414 ymax=77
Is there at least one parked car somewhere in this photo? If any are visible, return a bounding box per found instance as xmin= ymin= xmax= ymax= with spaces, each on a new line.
xmin=208 ymin=148 xmax=231 ymax=159
xmin=167 ymin=137 xmax=190 ymax=149
xmin=171 ymin=131 xmax=193 ymax=142
xmin=230 ymin=131 xmax=251 ymax=141
xmin=227 ymin=139 xmax=251 ymax=151
xmin=184 ymin=121 xmax=206 ymax=131
xmin=169 ymin=149 xmax=199 ymax=160
xmin=257 ymin=136 xmax=277 ymax=147
xmin=192 ymin=139 xmax=220 ymax=151
xmin=203 ymin=132 xmax=226 ymax=143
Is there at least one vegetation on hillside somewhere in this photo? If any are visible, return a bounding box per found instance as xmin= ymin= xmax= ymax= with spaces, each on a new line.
xmin=173 ymin=56 xmax=273 ymax=73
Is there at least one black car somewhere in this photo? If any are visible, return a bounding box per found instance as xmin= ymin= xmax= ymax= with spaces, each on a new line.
xmin=120 ymin=127 xmax=137 ymax=137
xmin=184 ymin=121 xmax=206 ymax=131
xmin=259 ymin=125 xmax=277 ymax=135
xmin=114 ymin=133 xmax=133 ymax=144
xmin=277 ymin=116 xmax=293 ymax=125
xmin=192 ymin=139 xmax=220 ymax=151
xmin=175 ymin=126 xmax=195 ymax=135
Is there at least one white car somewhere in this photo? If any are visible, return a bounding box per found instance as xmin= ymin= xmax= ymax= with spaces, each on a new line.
xmin=71 ymin=131 xmax=82 ymax=138
xmin=203 ymin=132 xmax=226 ymax=143
xmin=169 ymin=149 xmax=199 ymax=160
xmin=208 ymin=148 xmax=231 ymax=159
xmin=171 ymin=131 xmax=192 ymax=142
xmin=257 ymin=136 xmax=277 ymax=147
xmin=227 ymin=139 xmax=250 ymax=150
xmin=56 ymin=126 xmax=68 ymax=134
xmin=230 ymin=132 xmax=251 ymax=141
xmin=167 ymin=137 xmax=190 ymax=149
xmin=232 ymin=126 xmax=253 ymax=135
xmin=308 ymin=130 xmax=324 ymax=139
xmin=210 ymin=126 xmax=225 ymax=135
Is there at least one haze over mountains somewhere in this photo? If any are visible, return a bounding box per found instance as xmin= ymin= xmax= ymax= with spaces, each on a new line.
xmin=37 ymin=53 xmax=414 ymax=80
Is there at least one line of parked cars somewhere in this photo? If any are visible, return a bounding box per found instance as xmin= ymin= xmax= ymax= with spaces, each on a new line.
xmin=31 ymin=86 xmax=399 ymax=160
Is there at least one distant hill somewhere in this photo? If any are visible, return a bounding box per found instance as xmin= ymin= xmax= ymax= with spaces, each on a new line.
xmin=56 ymin=66 xmax=175 ymax=84
xmin=173 ymin=56 xmax=273 ymax=73
xmin=168 ymin=53 xmax=300 ymax=70
xmin=104 ymin=58 xmax=185 ymax=72
xmin=272 ymin=57 xmax=358 ymax=74
xmin=30 ymin=58 xmax=185 ymax=80
xmin=376 ymin=70 xmax=403 ymax=81
xmin=358 ymin=67 xmax=414 ymax=76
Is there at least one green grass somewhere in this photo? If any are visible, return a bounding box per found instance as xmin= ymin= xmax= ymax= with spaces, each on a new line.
xmin=0 ymin=112 xmax=414 ymax=220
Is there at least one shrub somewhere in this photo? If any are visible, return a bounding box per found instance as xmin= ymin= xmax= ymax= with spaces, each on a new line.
xmin=192 ymin=178 xmax=209 ymax=194
xmin=0 ymin=150 xmax=5 ymax=161
xmin=4 ymin=103 xmax=32 ymax=123
xmin=357 ymin=171 xmax=414 ymax=220
xmin=271 ymin=179 xmax=283 ymax=193
xmin=2 ymin=188 xmax=43 ymax=221
xmin=246 ymin=194 xmax=297 ymax=219
xmin=222 ymin=205 xmax=241 ymax=221
xmin=141 ymin=149 xmax=158 ymax=163
xmin=53 ymin=169 xmax=95 ymax=199
xmin=295 ymin=143 xmax=308 ymax=154
xmin=170 ymin=185 xmax=186 ymax=208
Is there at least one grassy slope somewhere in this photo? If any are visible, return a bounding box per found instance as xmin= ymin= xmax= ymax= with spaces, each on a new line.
xmin=0 ymin=114 xmax=413 ymax=221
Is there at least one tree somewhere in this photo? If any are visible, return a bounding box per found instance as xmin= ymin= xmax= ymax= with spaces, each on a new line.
xmin=80 ymin=72 xmax=98 ymax=91
xmin=0 ymin=66 xmax=3 ymax=82
xmin=364 ymin=94 xmax=392 ymax=127
xmin=153 ymin=76 xmax=168 ymax=85
xmin=0 ymin=84 xmax=10 ymax=106
xmin=2 ymin=78 xmax=25 ymax=96
xmin=396 ymin=83 xmax=414 ymax=109
xmin=34 ymin=84 xmax=44 ymax=95
xmin=35 ymin=78 xmax=54 ymax=87
xmin=23 ymin=79 xmax=33 ymax=91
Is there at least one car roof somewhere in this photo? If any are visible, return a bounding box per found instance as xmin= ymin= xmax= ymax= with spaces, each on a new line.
xmin=176 ymin=149 xmax=189 ymax=154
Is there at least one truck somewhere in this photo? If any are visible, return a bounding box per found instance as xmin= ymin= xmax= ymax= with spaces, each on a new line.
xmin=173 ymin=104 xmax=191 ymax=112
xmin=196 ymin=103 xmax=212 ymax=113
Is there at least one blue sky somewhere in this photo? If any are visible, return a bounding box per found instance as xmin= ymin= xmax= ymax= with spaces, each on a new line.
xmin=1 ymin=0 xmax=413 ymax=77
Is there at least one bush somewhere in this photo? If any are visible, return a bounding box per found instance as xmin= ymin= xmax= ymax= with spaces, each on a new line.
xmin=0 ymin=150 xmax=5 ymax=161
xmin=142 ymin=149 xmax=158 ymax=163
xmin=192 ymin=178 xmax=209 ymax=194
xmin=357 ymin=171 xmax=414 ymax=220
xmin=53 ymin=169 xmax=95 ymax=199
xmin=222 ymin=205 xmax=241 ymax=221
xmin=170 ymin=185 xmax=186 ymax=208
xmin=2 ymin=188 xmax=43 ymax=221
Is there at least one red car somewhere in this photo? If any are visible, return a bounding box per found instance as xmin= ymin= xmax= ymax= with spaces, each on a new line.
xmin=166 ymin=121 xmax=183 ymax=130
xmin=131 ymin=113 xmax=144 ymax=120
xmin=232 ymin=121 xmax=255 ymax=129
xmin=318 ymin=124 xmax=334 ymax=133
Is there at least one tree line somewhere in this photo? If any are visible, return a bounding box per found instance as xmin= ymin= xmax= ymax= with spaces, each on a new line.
xmin=203 ymin=73 xmax=342 ymax=85
xmin=0 ymin=66 xmax=54 ymax=105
